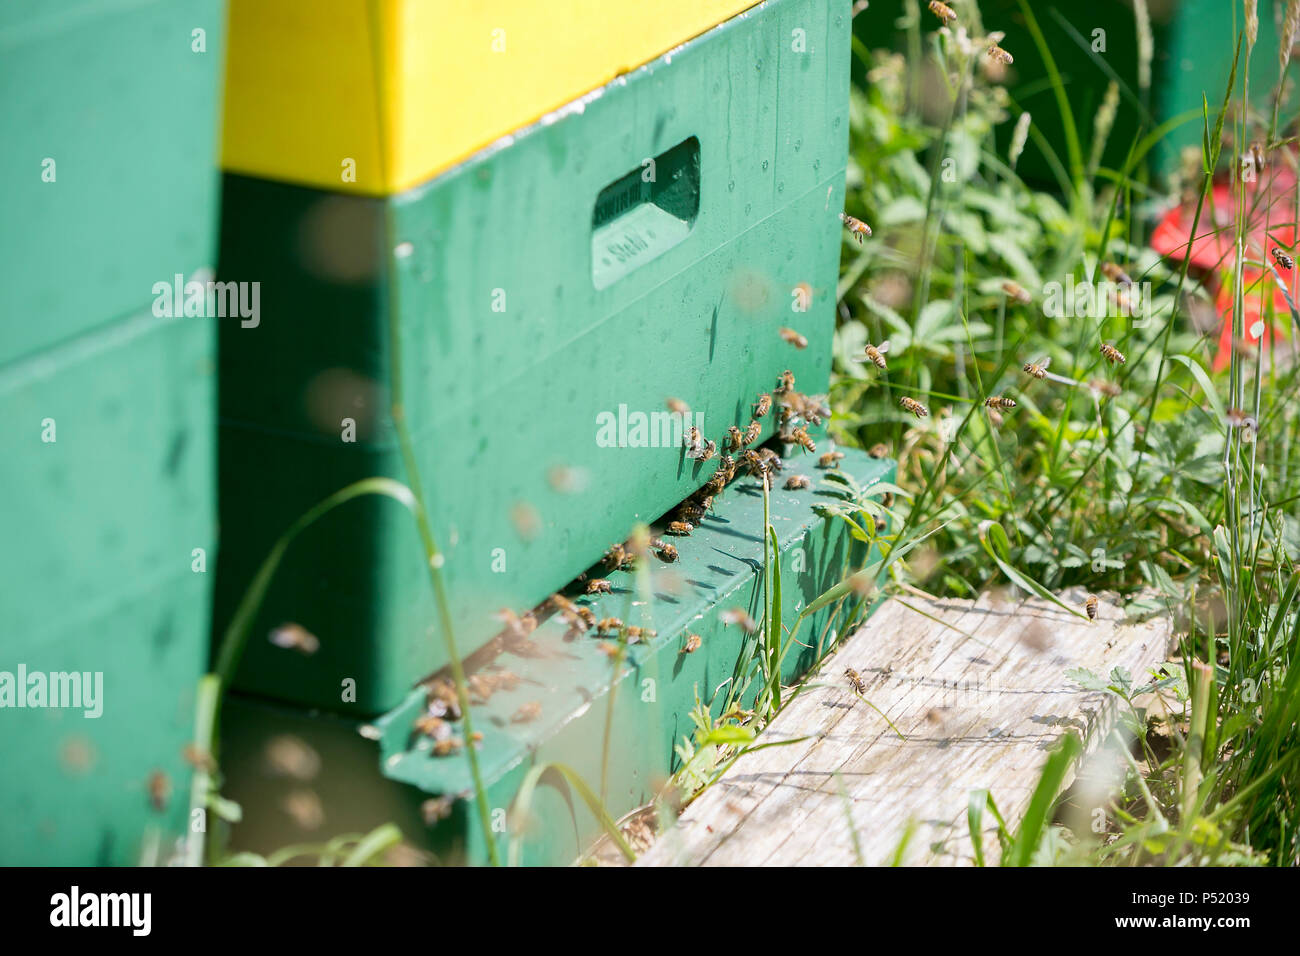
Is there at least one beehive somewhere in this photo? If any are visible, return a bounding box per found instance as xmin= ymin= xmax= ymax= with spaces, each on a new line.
xmin=215 ymin=0 xmax=855 ymax=714
xmin=0 ymin=0 xmax=224 ymax=863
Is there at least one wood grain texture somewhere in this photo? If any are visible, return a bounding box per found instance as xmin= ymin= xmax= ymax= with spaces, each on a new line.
xmin=638 ymin=588 xmax=1172 ymax=866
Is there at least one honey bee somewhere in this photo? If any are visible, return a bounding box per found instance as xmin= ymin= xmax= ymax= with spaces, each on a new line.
xmin=421 ymin=795 xmax=455 ymax=825
xmin=868 ymin=443 xmax=889 ymax=458
xmin=605 ymin=542 xmax=632 ymax=570
xmin=720 ymin=607 xmax=758 ymax=632
xmin=986 ymin=406 xmax=1004 ymax=427
xmin=776 ymin=369 xmax=796 ymax=393
xmin=681 ymin=633 xmax=702 ymax=654
xmin=987 ymin=44 xmax=1013 ymax=65
xmin=928 ymin=0 xmax=957 ymax=23
xmin=857 ymin=340 xmax=889 ymax=369
xmin=715 ymin=454 xmax=737 ymax=482
xmin=586 ymin=578 xmax=613 ymax=595
xmin=550 ymin=593 xmax=577 ymax=614
xmin=577 ymin=606 xmax=596 ymax=630
xmin=690 ymin=438 xmax=716 ymax=462
xmin=596 ymin=617 xmax=624 ymax=633
xmin=666 ymin=520 xmax=694 ymax=536
xmin=1099 ymin=343 xmax=1126 ymax=365
xmin=785 ymin=474 xmax=811 ymax=490
xmin=268 ymin=623 xmax=320 ymax=656
xmin=702 ymin=473 xmax=727 ymax=497
xmin=788 ymin=425 xmax=816 ymax=453
xmin=899 ymin=396 xmax=929 ymax=418
xmin=839 ymin=212 xmax=873 ymax=243
xmin=818 ymin=450 xmax=844 ymax=468
xmin=625 ymin=626 xmax=657 ymax=644
xmin=985 ymin=395 xmax=1017 ymax=409
xmin=1100 ymin=261 xmax=1133 ymax=286
xmin=754 ymin=393 xmax=773 ymax=418
xmin=511 ymin=701 xmax=542 ymax=724
xmin=684 ymin=425 xmax=703 ymax=458
xmin=596 ymin=641 xmax=620 ymax=659
xmin=844 ymin=667 xmax=867 ymax=695
xmin=656 ymin=542 xmax=679 ymax=562
xmin=147 ymin=770 xmax=171 ymax=812
xmin=1001 ymin=280 xmax=1032 ymax=305
xmin=666 ymin=397 xmax=690 ymax=415
xmin=1273 ymin=247 xmax=1294 ymax=270
xmin=743 ymin=419 xmax=763 ymax=445
xmin=780 ymin=327 xmax=809 ymax=349
xmin=726 ymin=425 xmax=745 ymax=451
xmin=1244 ymin=142 xmax=1267 ymax=179
xmin=413 ymin=712 xmax=449 ymax=740
xmin=1225 ymin=408 xmax=1260 ymax=435
xmin=1089 ymin=378 xmax=1122 ymax=398
xmin=1084 ymin=594 xmax=1099 ymax=621
xmin=433 ymin=736 xmax=464 ymax=757
xmin=1022 ymin=358 xmax=1050 ymax=380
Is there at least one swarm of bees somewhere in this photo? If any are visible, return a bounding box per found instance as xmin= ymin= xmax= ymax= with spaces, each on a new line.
xmin=839 ymin=212 xmax=873 ymax=243
xmin=1273 ymin=247 xmax=1294 ymax=271
xmin=927 ymin=1 xmax=956 ymax=24
xmin=899 ymin=396 xmax=929 ymax=418
xmin=1084 ymin=594 xmax=1099 ymax=622
xmin=1099 ymin=343 xmax=1126 ymax=365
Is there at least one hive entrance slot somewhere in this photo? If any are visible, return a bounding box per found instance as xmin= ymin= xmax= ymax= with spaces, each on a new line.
xmin=591 ymin=136 xmax=700 ymax=289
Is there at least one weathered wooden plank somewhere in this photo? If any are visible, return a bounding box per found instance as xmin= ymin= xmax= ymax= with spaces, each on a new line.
xmin=638 ymin=588 xmax=1172 ymax=866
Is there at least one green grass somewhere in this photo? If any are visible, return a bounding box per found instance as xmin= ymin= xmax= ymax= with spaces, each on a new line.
xmin=829 ymin=0 xmax=1300 ymax=865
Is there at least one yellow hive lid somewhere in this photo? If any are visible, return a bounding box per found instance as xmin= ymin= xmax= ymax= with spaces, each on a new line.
xmin=222 ymin=0 xmax=762 ymax=196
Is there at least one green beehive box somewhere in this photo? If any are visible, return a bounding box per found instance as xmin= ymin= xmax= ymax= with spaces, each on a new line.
xmin=0 ymin=0 xmax=225 ymax=364
xmin=0 ymin=0 xmax=223 ymax=863
xmin=215 ymin=0 xmax=853 ymax=716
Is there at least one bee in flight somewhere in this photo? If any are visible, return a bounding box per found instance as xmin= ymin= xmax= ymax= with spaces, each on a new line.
xmin=899 ymin=396 xmax=929 ymax=418
xmin=839 ymin=212 xmax=873 ymax=243
xmin=1084 ymin=594 xmax=1099 ymax=622
xmin=1022 ymin=356 xmax=1050 ymax=380
xmin=1100 ymin=261 xmax=1133 ymax=286
xmin=1099 ymin=343 xmax=1126 ymax=365
xmin=720 ymin=607 xmax=758 ymax=633
xmin=1273 ymin=247 xmax=1294 ymax=271
xmin=844 ymin=667 xmax=868 ymax=695
xmin=987 ymin=44 xmax=1013 ymax=65
xmin=927 ymin=1 xmax=957 ymax=24
xmin=985 ymin=395 xmax=1017 ymax=409
xmin=779 ymin=327 xmax=808 ymax=349
xmin=856 ymin=340 xmax=890 ymax=369
xmin=1001 ymin=280 xmax=1032 ymax=305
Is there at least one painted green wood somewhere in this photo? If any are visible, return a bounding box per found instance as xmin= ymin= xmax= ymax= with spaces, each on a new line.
xmin=0 ymin=310 xmax=215 ymax=864
xmin=215 ymin=0 xmax=853 ymax=716
xmin=0 ymin=0 xmax=224 ymax=364
xmin=219 ymin=447 xmax=894 ymax=866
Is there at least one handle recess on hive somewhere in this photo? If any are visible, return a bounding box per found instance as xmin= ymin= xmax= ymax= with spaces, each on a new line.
xmin=591 ymin=137 xmax=700 ymax=290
